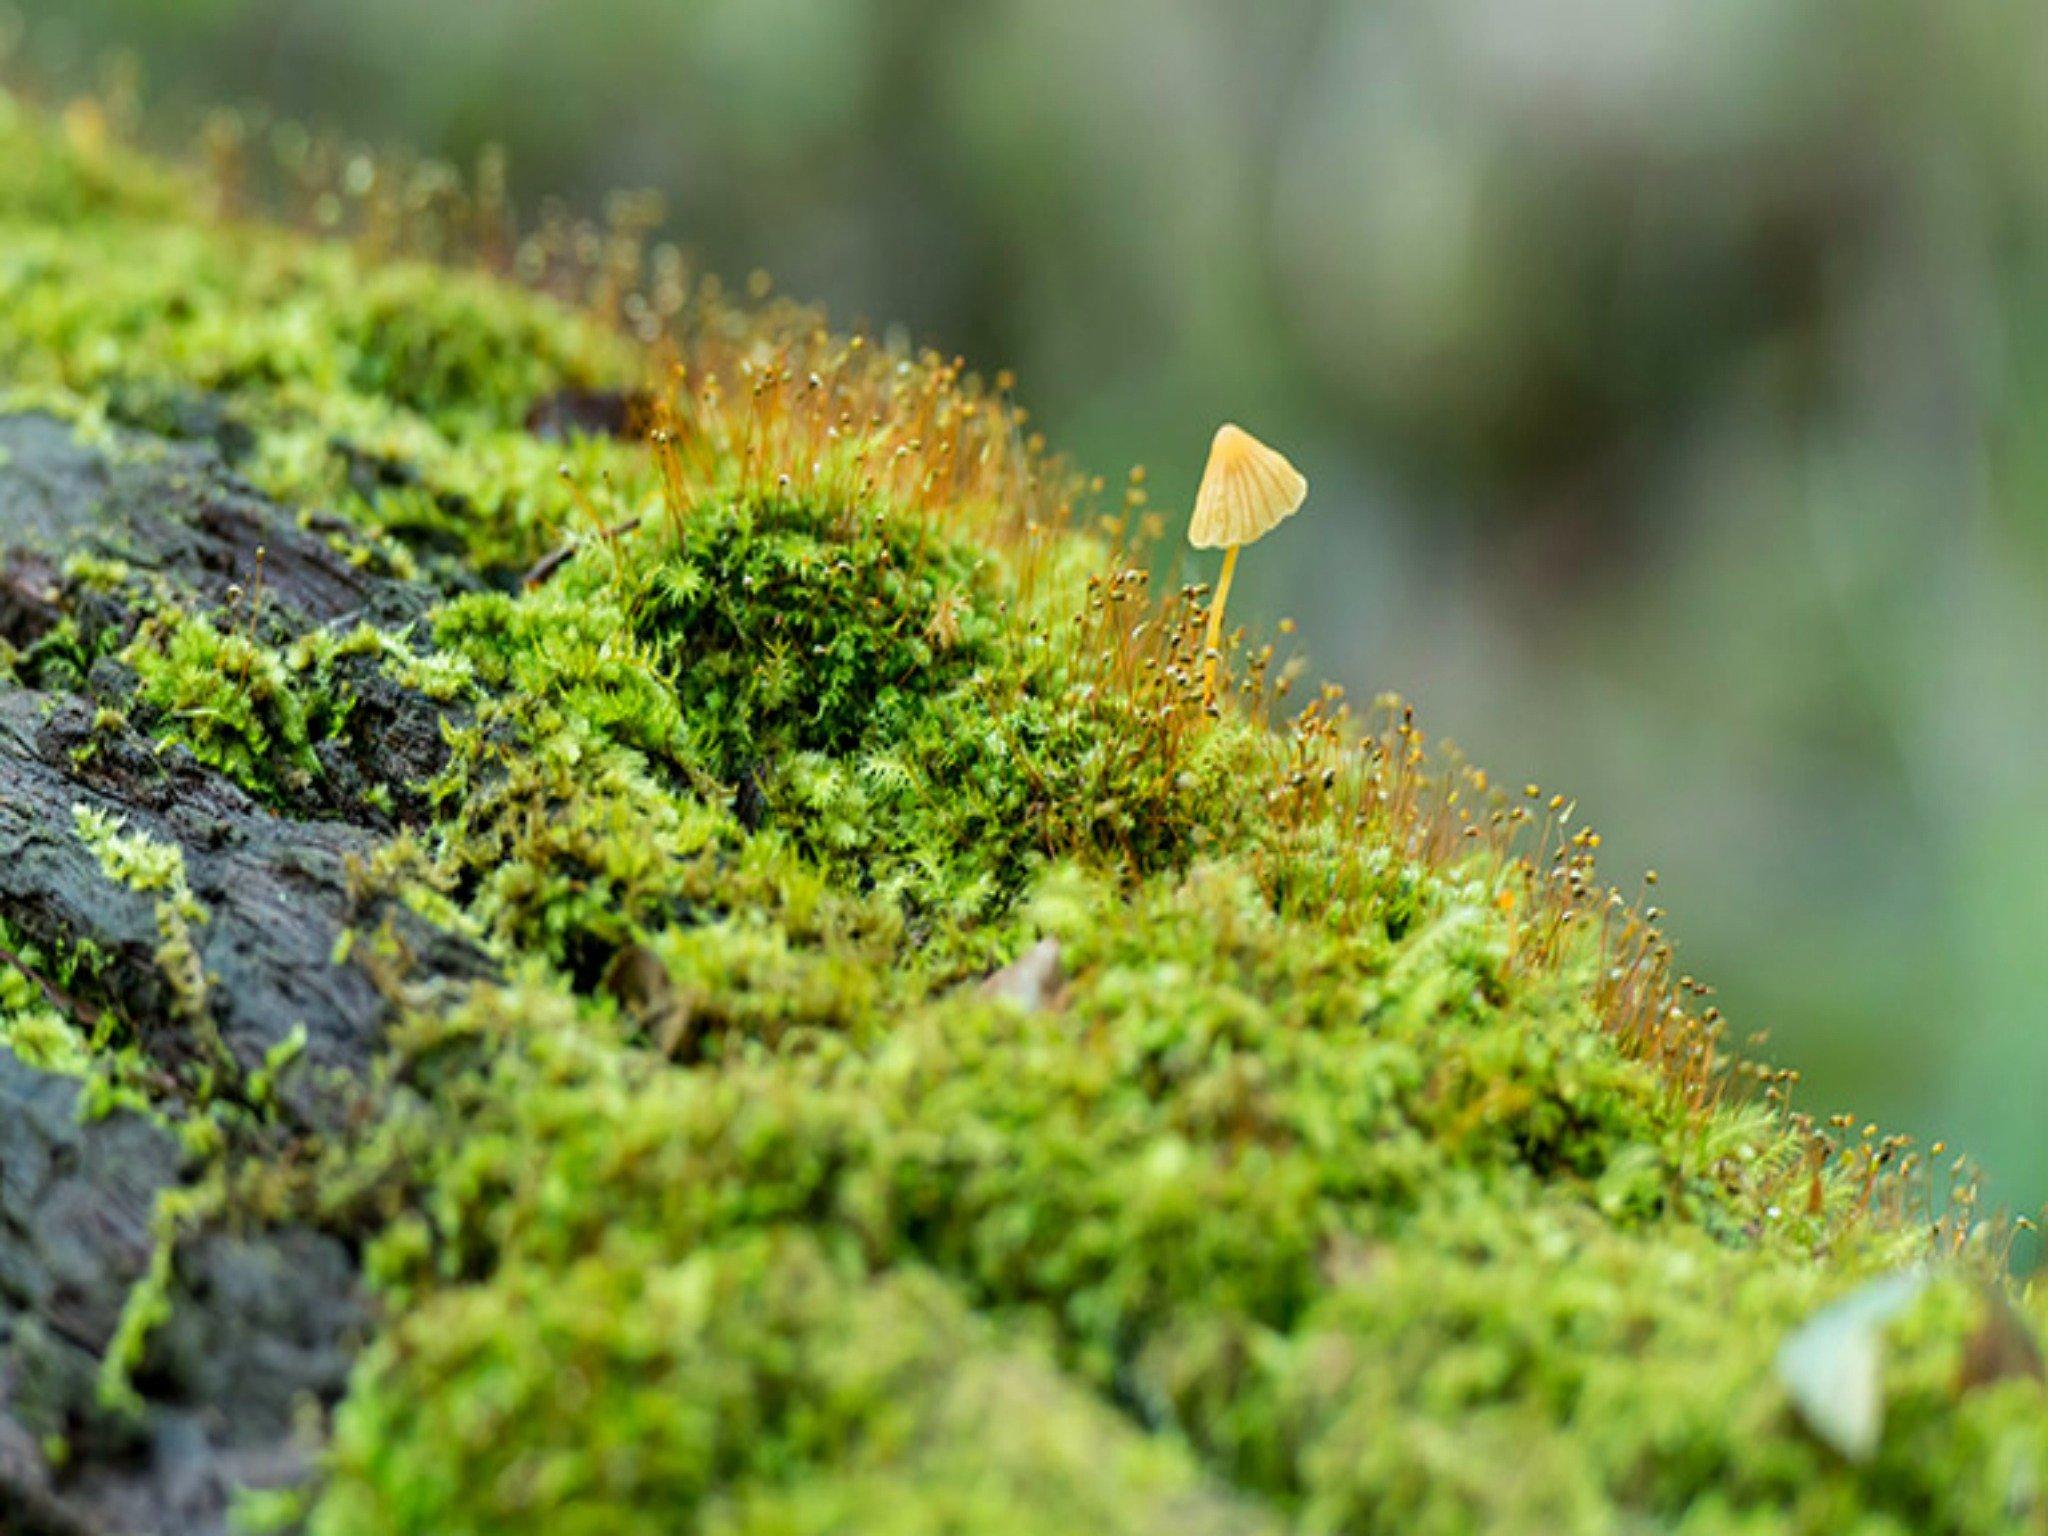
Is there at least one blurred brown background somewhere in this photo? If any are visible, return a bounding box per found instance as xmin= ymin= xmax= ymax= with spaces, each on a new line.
xmin=11 ymin=0 xmax=2047 ymax=1221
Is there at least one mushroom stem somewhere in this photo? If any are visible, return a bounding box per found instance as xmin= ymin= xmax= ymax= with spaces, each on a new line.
xmin=1202 ymin=542 xmax=1241 ymax=706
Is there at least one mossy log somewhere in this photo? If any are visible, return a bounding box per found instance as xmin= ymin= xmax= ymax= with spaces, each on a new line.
xmin=0 ymin=91 xmax=2041 ymax=1536
xmin=0 ymin=412 xmax=477 ymax=1106
xmin=0 ymin=409 xmax=473 ymax=1534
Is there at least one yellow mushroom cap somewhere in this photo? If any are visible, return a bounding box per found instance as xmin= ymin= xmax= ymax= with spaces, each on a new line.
xmin=1187 ymin=424 xmax=1308 ymax=549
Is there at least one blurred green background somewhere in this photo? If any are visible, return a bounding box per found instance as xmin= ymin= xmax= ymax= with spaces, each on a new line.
xmin=11 ymin=0 xmax=2047 ymax=1218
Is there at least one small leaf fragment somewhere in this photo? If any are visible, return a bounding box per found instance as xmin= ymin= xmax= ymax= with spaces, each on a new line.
xmin=1776 ymin=1268 xmax=1929 ymax=1462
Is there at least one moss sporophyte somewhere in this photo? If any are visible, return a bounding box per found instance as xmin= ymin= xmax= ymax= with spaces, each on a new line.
xmin=0 ymin=83 xmax=2037 ymax=1536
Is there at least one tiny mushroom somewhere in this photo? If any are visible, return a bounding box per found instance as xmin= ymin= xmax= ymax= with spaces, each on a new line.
xmin=1188 ymin=423 xmax=1308 ymax=705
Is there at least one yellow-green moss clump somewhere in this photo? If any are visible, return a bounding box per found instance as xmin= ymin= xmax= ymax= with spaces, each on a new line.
xmin=0 ymin=86 xmax=2041 ymax=1535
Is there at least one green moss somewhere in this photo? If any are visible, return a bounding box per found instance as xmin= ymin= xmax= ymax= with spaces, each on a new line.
xmin=0 ymin=111 xmax=637 ymax=580
xmin=96 ymin=1176 xmax=223 ymax=1419
xmin=311 ymin=857 xmax=2039 ymax=1535
xmin=73 ymin=804 xmax=215 ymax=1042
xmin=0 ymin=91 xmax=188 ymax=225
xmin=316 ymin=1229 xmax=1270 ymax=1536
xmin=0 ymin=915 xmax=95 ymax=1075
xmin=124 ymin=610 xmax=324 ymax=800
xmin=61 ymin=549 xmax=133 ymax=591
xmin=334 ymin=261 xmax=625 ymax=427
xmin=624 ymin=494 xmax=998 ymax=774
xmin=0 ymin=1004 xmax=89 ymax=1072
xmin=0 ymin=91 xmax=2040 ymax=1536
xmin=421 ymin=493 xmax=1256 ymax=969
xmin=12 ymin=615 xmax=101 ymax=692
xmin=74 ymin=802 xmax=200 ymax=903
xmin=0 ymin=913 xmax=164 ymax=1122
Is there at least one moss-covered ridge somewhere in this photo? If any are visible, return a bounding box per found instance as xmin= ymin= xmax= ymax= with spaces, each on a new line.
xmin=0 ymin=84 xmax=2040 ymax=1535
